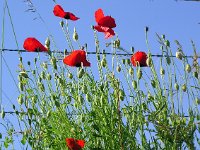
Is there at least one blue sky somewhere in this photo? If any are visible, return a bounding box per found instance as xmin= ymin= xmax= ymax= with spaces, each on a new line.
xmin=0 ymin=0 xmax=200 ymax=149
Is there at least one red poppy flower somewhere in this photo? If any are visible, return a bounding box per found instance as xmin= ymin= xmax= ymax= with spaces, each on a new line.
xmin=131 ymin=51 xmax=148 ymax=67
xmin=53 ymin=5 xmax=79 ymax=21
xmin=63 ymin=50 xmax=90 ymax=67
xmin=94 ymin=8 xmax=116 ymax=39
xmin=23 ymin=37 xmax=48 ymax=52
xmin=66 ymin=138 xmax=85 ymax=150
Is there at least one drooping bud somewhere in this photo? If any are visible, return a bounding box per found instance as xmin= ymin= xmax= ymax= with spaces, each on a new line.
xmin=176 ymin=51 xmax=183 ymax=60
xmin=160 ymin=68 xmax=165 ymax=76
xmin=132 ymin=80 xmax=137 ymax=89
xmin=174 ymin=83 xmax=179 ymax=91
xmin=151 ymin=80 xmax=156 ymax=88
xmin=137 ymin=70 xmax=142 ymax=80
xmin=50 ymin=57 xmax=57 ymax=70
xmin=40 ymin=71 xmax=46 ymax=80
xmin=46 ymin=73 xmax=52 ymax=80
xmin=114 ymin=39 xmax=120 ymax=48
xmin=101 ymin=58 xmax=107 ymax=68
xmin=27 ymin=61 xmax=31 ymax=66
xmin=116 ymin=65 xmax=121 ymax=72
xmin=166 ymin=56 xmax=171 ymax=65
xmin=45 ymin=37 xmax=50 ymax=48
xmin=165 ymin=40 xmax=170 ymax=47
xmin=78 ymin=68 xmax=84 ymax=78
xmin=193 ymin=71 xmax=198 ymax=79
xmin=1 ymin=109 xmax=5 ymax=119
xmin=195 ymin=97 xmax=200 ymax=105
xmin=182 ymin=84 xmax=187 ymax=92
xmin=185 ymin=64 xmax=191 ymax=73
xmin=129 ymin=67 xmax=134 ymax=76
xmin=122 ymin=59 xmax=126 ymax=65
xmin=73 ymin=27 xmax=79 ymax=41
xmin=18 ymin=95 xmax=24 ymax=105
xmin=60 ymin=20 xmax=64 ymax=27
xmin=119 ymin=89 xmax=125 ymax=101
xmin=19 ymin=82 xmax=24 ymax=91
xmin=146 ymin=57 xmax=152 ymax=67
xmin=125 ymin=59 xmax=131 ymax=65
xmin=68 ymin=73 xmax=73 ymax=79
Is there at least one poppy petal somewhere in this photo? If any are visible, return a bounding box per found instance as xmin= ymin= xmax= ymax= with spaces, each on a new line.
xmin=131 ymin=51 xmax=148 ymax=67
xmin=63 ymin=50 xmax=90 ymax=67
xmin=23 ymin=37 xmax=47 ymax=52
xmin=65 ymin=12 xmax=80 ymax=21
xmin=98 ymin=16 xmax=116 ymax=28
xmin=76 ymin=140 xmax=85 ymax=148
xmin=104 ymin=28 xmax=115 ymax=39
xmin=53 ymin=5 xmax=66 ymax=18
xmin=95 ymin=8 xmax=104 ymax=23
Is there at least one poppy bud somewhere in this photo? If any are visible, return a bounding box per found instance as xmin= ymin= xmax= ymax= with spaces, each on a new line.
xmin=60 ymin=20 xmax=64 ymax=27
xmin=114 ymin=39 xmax=120 ymax=48
xmin=195 ymin=97 xmax=200 ymax=105
xmin=119 ymin=89 xmax=125 ymax=101
xmin=50 ymin=57 xmax=57 ymax=70
xmin=68 ymin=73 xmax=73 ymax=79
xmin=122 ymin=59 xmax=126 ymax=64
xmin=34 ymin=58 xmax=37 ymax=63
xmin=32 ymin=70 xmax=36 ymax=75
xmin=132 ymin=80 xmax=137 ymax=89
xmin=146 ymin=57 xmax=152 ymax=67
xmin=193 ymin=71 xmax=198 ymax=79
xmin=101 ymin=58 xmax=107 ymax=67
xmin=129 ymin=67 xmax=134 ymax=76
xmin=18 ymin=95 xmax=24 ymax=105
xmin=73 ymin=27 xmax=78 ymax=41
xmin=19 ymin=57 xmax=22 ymax=62
xmin=116 ymin=65 xmax=121 ymax=72
xmin=126 ymin=59 xmax=131 ymax=65
xmin=162 ymin=34 xmax=165 ymax=39
xmin=151 ymin=80 xmax=156 ymax=88
xmin=185 ymin=64 xmax=191 ymax=73
xmin=45 ymin=37 xmax=50 ymax=48
xmin=19 ymin=82 xmax=24 ymax=91
xmin=165 ymin=40 xmax=170 ymax=47
xmin=78 ymin=68 xmax=84 ymax=78
xmin=174 ymin=83 xmax=179 ymax=91
xmin=137 ymin=70 xmax=142 ymax=80
xmin=40 ymin=71 xmax=46 ymax=80
xmin=166 ymin=56 xmax=171 ymax=65
xmin=182 ymin=84 xmax=187 ymax=92
xmin=176 ymin=51 xmax=183 ymax=60
xmin=160 ymin=68 xmax=165 ymax=75
xmin=1 ymin=110 xmax=5 ymax=119
xmin=27 ymin=61 xmax=31 ymax=66
xmin=20 ymin=71 xmax=29 ymax=78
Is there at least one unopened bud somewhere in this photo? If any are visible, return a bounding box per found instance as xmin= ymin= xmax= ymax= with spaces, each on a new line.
xmin=174 ymin=83 xmax=179 ymax=90
xmin=20 ymin=71 xmax=29 ymax=78
xmin=193 ymin=71 xmax=198 ymax=79
xmin=18 ymin=95 xmax=24 ymax=105
xmin=68 ymin=73 xmax=73 ymax=79
xmin=73 ymin=27 xmax=78 ymax=41
xmin=195 ymin=97 xmax=200 ymax=105
xmin=1 ymin=110 xmax=5 ymax=119
xmin=129 ymin=67 xmax=134 ymax=76
xmin=60 ymin=21 xmax=64 ymax=27
xmin=116 ymin=65 xmax=121 ymax=72
xmin=146 ymin=57 xmax=152 ymax=67
xmin=126 ymin=59 xmax=131 ymax=65
xmin=46 ymin=74 xmax=52 ymax=80
xmin=182 ymin=84 xmax=187 ymax=92
xmin=132 ymin=80 xmax=137 ymax=89
xmin=114 ymin=39 xmax=120 ymax=48
xmin=101 ymin=58 xmax=107 ymax=67
xmin=176 ymin=51 xmax=183 ymax=60
xmin=78 ymin=68 xmax=84 ymax=78
xmin=19 ymin=82 xmax=24 ymax=91
xmin=119 ymin=89 xmax=125 ymax=101
xmin=160 ymin=68 xmax=165 ymax=75
xmin=45 ymin=37 xmax=50 ymax=48
xmin=151 ymin=80 xmax=156 ymax=88
xmin=165 ymin=40 xmax=170 ymax=47
xmin=185 ymin=64 xmax=191 ymax=73
xmin=27 ymin=61 xmax=31 ymax=66
xmin=137 ymin=70 xmax=142 ymax=80
xmin=166 ymin=56 xmax=171 ymax=65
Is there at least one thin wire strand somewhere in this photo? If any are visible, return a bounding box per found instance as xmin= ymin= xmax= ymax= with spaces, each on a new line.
xmin=1 ymin=48 xmax=199 ymax=58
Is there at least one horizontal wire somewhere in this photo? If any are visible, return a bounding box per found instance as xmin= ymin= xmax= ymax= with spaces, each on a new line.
xmin=0 ymin=48 xmax=199 ymax=58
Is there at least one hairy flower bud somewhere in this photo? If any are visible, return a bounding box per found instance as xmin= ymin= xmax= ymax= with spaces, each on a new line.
xmin=101 ymin=58 xmax=107 ymax=67
xmin=60 ymin=20 xmax=64 ymax=27
xmin=193 ymin=71 xmax=198 ymax=79
xmin=174 ymin=83 xmax=179 ymax=91
xmin=116 ymin=65 xmax=121 ymax=72
xmin=45 ymin=37 xmax=50 ymax=48
xmin=114 ymin=39 xmax=120 ymax=48
xmin=68 ymin=73 xmax=73 ymax=79
xmin=20 ymin=71 xmax=29 ymax=78
xmin=78 ymin=68 xmax=84 ymax=78
xmin=132 ymin=80 xmax=137 ymax=89
xmin=18 ymin=95 xmax=24 ymax=105
xmin=73 ymin=27 xmax=79 ymax=41
xmin=160 ymin=68 xmax=165 ymax=76
xmin=146 ymin=57 xmax=152 ymax=67
xmin=165 ymin=40 xmax=170 ymax=47
xmin=185 ymin=64 xmax=191 ymax=73
xmin=176 ymin=51 xmax=183 ymax=60
xmin=129 ymin=67 xmax=134 ymax=76
xmin=182 ymin=84 xmax=187 ymax=92
xmin=137 ymin=70 xmax=142 ymax=80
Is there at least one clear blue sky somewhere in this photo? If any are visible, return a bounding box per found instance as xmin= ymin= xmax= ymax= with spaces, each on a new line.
xmin=0 ymin=0 xmax=200 ymax=149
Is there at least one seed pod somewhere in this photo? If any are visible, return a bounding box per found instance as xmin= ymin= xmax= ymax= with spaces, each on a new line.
xmin=193 ymin=71 xmax=198 ymax=79
xmin=132 ymin=80 xmax=137 ymax=89
xmin=176 ymin=51 xmax=183 ymax=60
xmin=174 ymin=83 xmax=179 ymax=91
xmin=68 ymin=73 xmax=73 ymax=79
xmin=160 ymin=68 xmax=165 ymax=76
xmin=182 ymin=84 xmax=187 ymax=92
xmin=73 ymin=27 xmax=78 ymax=41
xmin=137 ymin=70 xmax=142 ymax=80
xmin=116 ymin=65 xmax=121 ymax=72
xmin=185 ymin=64 xmax=191 ymax=73
xmin=129 ymin=67 xmax=134 ymax=76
